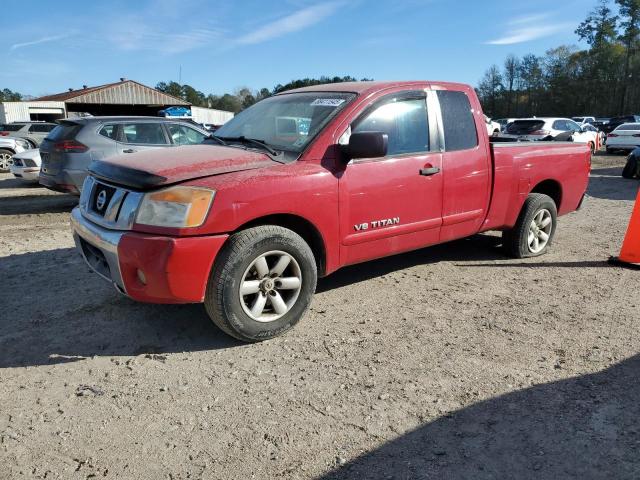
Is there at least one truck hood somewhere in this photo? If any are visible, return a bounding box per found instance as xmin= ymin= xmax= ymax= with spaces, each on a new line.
xmin=89 ymin=145 xmax=275 ymax=190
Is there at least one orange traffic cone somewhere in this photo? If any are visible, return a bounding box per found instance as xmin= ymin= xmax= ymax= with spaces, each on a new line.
xmin=609 ymin=185 xmax=640 ymax=269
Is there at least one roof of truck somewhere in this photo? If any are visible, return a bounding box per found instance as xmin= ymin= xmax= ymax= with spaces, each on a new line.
xmin=280 ymin=81 xmax=471 ymax=96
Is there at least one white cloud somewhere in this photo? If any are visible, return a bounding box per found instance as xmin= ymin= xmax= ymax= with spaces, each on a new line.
xmin=237 ymin=2 xmax=341 ymax=45
xmin=10 ymin=34 xmax=71 ymax=51
xmin=486 ymin=14 xmax=572 ymax=45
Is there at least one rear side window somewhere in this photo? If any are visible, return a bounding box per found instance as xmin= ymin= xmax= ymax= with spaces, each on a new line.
xmin=0 ymin=124 xmax=24 ymax=132
xmin=98 ymin=124 xmax=118 ymax=140
xmin=121 ymin=123 xmax=168 ymax=145
xmin=46 ymin=123 xmax=81 ymax=141
xmin=616 ymin=124 xmax=640 ymax=131
xmin=29 ymin=124 xmax=56 ymax=133
xmin=352 ymin=97 xmax=429 ymax=156
xmin=437 ymin=91 xmax=478 ymax=151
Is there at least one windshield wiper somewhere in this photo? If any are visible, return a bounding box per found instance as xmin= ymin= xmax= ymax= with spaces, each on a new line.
xmin=207 ymin=134 xmax=227 ymax=146
xmin=217 ymin=136 xmax=280 ymax=157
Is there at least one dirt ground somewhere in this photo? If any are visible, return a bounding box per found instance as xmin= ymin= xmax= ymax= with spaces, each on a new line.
xmin=0 ymin=153 xmax=639 ymax=479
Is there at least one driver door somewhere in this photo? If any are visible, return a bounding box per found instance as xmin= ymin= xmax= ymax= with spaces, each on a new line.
xmin=338 ymin=91 xmax=443 ymax=266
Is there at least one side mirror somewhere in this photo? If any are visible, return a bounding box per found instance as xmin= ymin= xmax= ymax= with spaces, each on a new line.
xmin=342 ymin=131 xmax=388 ymax=162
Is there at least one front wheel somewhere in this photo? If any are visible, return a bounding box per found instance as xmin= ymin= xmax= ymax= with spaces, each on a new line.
xmin=0 ymin=149 xmax=13 ymax=172
xmin=503 ymin=193 xmax=558 ymax=258
xmin=204 ymin=226 xmax=317 ymax=342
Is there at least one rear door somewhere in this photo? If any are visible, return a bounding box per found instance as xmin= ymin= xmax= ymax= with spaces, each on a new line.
xmin=436 ymin=89 xmax=491 ymax=242
xmin=338 ymin=90 xmax=443 ymax=265
xmin=116 ymin=122 xmax=170 ymax=154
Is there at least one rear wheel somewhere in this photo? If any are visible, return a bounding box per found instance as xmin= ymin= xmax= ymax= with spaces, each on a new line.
xmin=503 ymin=193 xmax=558 ymax=258
xmin=0 ymin=149 xmax=13 ymax=172
xmin=204 ymin=226 xmax=317 ymax=342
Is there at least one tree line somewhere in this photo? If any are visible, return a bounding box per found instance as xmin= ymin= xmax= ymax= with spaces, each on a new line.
xmin=156 ymin=76 xmax=373 ymax=113
xmin=0 ymin=88 xmax=23 ymax=102
xmin=477 ymin=0 xmax=640 ymax=119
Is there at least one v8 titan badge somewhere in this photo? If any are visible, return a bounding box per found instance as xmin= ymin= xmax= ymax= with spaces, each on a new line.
xmin=354 ymin=217 xmax=400 ymax=231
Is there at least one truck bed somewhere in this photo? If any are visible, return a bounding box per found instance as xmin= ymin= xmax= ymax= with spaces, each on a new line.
xmin=482 ymin=141 xmax=591 ymax=232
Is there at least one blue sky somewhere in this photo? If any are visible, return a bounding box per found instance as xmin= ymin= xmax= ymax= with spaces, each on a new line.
xmin=1 ymin=0 xmax=602 ymax=97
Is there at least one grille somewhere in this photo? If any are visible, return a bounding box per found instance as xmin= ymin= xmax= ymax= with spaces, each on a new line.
xmin=79 ymin=176 xmax=143 ymax=230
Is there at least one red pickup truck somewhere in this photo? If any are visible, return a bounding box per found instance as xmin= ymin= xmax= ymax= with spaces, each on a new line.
xmin=71 ymin=81 xmax=590 ymax=341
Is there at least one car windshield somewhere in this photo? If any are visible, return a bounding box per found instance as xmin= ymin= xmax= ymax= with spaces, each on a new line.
xmin=214 ymin=92 xmax=356 ymax=154
xmin=505 ymin=120 xmax=545 ymax=134
xmin=572 ymin=117 xmax=585 ymax=122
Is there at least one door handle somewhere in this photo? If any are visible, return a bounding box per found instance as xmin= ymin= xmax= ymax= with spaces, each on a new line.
xmin=419 ymin=167 xmax=440 ymax=176
xmin=122 ymin=149 xmax=136 ymax=153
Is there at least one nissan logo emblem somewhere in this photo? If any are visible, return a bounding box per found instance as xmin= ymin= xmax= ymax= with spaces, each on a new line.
xmin=96 ymin=190 xmax=107 ymax=211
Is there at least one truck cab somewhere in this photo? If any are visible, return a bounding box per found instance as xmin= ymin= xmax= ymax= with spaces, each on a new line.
xmin=71 ymin=81 xmax=590 ymax=342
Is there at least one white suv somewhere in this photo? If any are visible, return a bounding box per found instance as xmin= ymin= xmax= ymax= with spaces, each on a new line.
xmin=501 ymin=117 xmax=600 ymax=153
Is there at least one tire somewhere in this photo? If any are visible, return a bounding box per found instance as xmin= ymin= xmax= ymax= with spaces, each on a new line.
xmin=0 ymin=149 xmax=14 ymax=172
xmin=204 ymin=226 xmax=317 ymax=342
xmin=622 ymin=154 xmax=638 ymax=179
xmin=502 ymin=193 xmax=558 ymax=258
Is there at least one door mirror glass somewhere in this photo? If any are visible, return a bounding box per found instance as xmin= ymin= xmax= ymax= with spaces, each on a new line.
xmin=342 ymin=131 xmax=388 ymax=161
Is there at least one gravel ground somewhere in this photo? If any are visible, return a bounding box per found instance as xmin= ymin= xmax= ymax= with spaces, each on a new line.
xmin=0 ymin=153 xmax=639 ymax=479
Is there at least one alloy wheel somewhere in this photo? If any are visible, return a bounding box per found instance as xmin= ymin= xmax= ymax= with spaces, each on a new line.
xmin=239 ymin=250 xmax=303 ymax=322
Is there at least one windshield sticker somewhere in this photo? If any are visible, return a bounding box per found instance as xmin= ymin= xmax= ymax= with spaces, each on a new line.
xmin=311 ymin=99 xmax=346 ymax=107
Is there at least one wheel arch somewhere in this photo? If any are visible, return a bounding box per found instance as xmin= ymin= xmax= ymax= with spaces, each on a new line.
xmin=235 ymin=213 xmax=327 ymax=277
xmin=530 ymin=179 xmax=562 ymax=210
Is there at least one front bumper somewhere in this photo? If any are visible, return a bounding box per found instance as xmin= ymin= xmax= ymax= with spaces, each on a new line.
xmin=71 ymin=207 xmax=229 ymax=303
xmin=10 ymin=165 xmax=40 ymax=181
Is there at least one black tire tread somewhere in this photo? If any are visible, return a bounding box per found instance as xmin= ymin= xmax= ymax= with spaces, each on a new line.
xmin=502 ymin=193 xmax=557 ymax=259
xmin=204 ymin=225 xmax=316 ymax=342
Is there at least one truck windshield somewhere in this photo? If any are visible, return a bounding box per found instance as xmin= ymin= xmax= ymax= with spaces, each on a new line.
xmin=214 ymin=92 xmax=356 ymax=154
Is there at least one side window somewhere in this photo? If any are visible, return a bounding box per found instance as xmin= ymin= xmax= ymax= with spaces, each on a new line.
xmin=437 ymin=91 xmax=478 ymax=151
xmin=167 ymin=124 xmax=207 ymax=145
xmin=121 ymin=123 xmax=168 ymax=145
xmin=29 ymin=124 xmax=56 ymax=133
xmin=98 ymin=124 xmax=117 ymax=140
xmin=352 ymin=97 xmax=429 ymax=156
xmin=554 ymin=120 xmax=570 ymax=131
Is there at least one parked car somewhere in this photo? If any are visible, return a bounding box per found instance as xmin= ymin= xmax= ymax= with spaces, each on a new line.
xmin=0 ymin=137 xmax=31 ymax=171
xmin=622 ymin=148 xmax=640 ymax=179
xmin=70 ymin=80 xmax=590 ymax=342
xmin=0 ymin=122 xmax=58 ymax=147
xmin=605 ymin=123 xmax=640 ymax=154
xmin=501 ymin=117 xmax=600 ymax=153
xmin=484 ymin=115 xmax=501 ymax=136
xmin=158 ymin=106 xmax=191 ymax=117
xmin=39 ymin=116 xmax=210 ymax=194
xmin=602 ymin=115 xmax=640 ymax=134
xmin=9 ymin=149 xmax=41 ymax=182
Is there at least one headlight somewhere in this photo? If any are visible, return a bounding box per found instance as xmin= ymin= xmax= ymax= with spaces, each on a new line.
xmin=135 ymin=186 xmax=215 ymax=228
xmin=16 ymin=139 xmax=29 ymax=149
